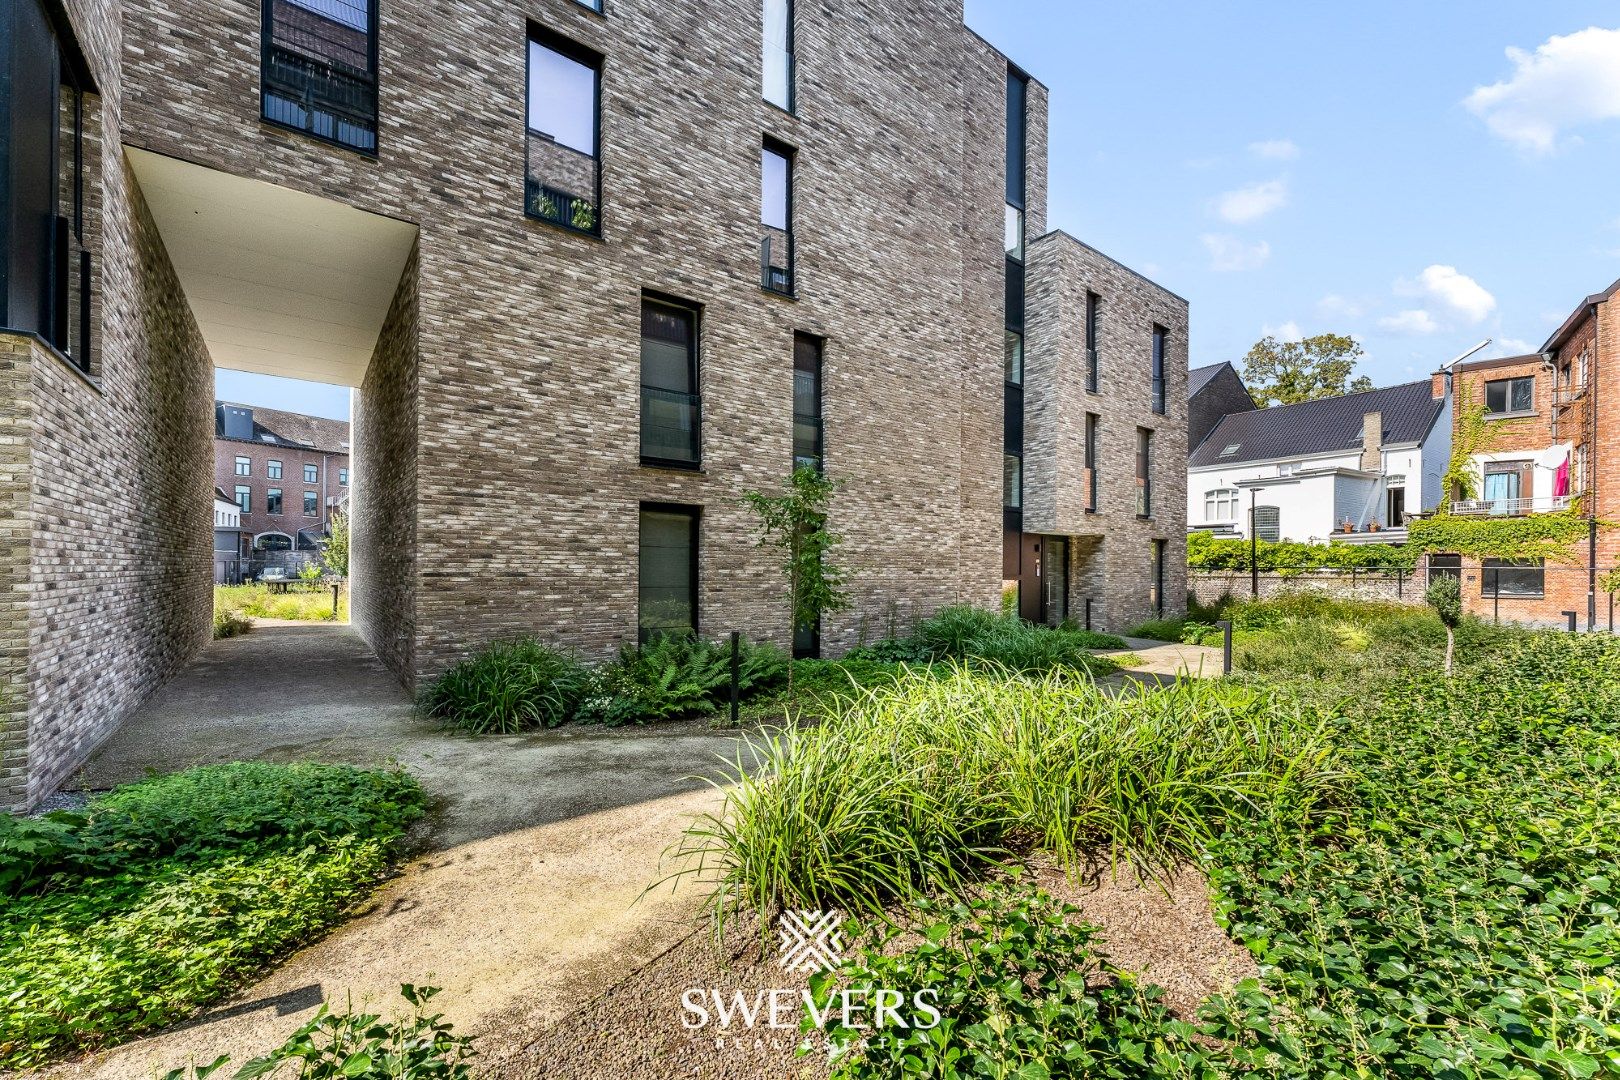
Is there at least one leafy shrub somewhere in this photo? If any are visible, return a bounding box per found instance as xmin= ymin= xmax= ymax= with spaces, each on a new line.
xmin=419 ymin=638 xmax=590 ymax=734
xmin=676 ymin=666 xmax=1344 ymax=918
xmin=575 ymin=634 xmax=788 ymax=726
xmin=212 ymin=607 xmax=253 ymax=639
xmin=810 ymin=886 xmax=1197 ymax=1077
xmin=847 ymin=605 xmax=1126 ymax=674
xmin=164 ymin=985 xmax=475 ymax=1080
xmin=0 ymin=763 xmax=426 ymax=1068
xmin=1188 ymin=528 xmax=1418 ymax=571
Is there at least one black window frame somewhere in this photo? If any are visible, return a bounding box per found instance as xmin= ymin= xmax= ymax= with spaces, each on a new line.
xmin=762 ymin=0 xmax=795 ymax=113
xmin=1135 ymin=427 xmax=1153 ymax=518
xmin=793 ymin=332 xmax=823 ymax=471
xmin=1151 ymin=324 xmax=1167 ymax=415
xmin=303 ymin=490 xmax=319 ymax=515
xmin=1151 ymin=539 xmax=1167 ymax=617
xmin=266 ymin=487 xmax=283 ymax=514
xmin=760 ymin=137 xmax=795 ymax=296
xmin=639 ymin=293 xmax=702 ymax=470
xmin=1084 ymin=291 xmax=1099 ymax=392
xmin=259 ymin=0 xmax=381 ymax=157
xmin=1084 ymin=412 xmax=1099 ymax=512
xmin=266 ymin=459 xmax=283 ymax=479
xmin=234 ymin=485 xmax=252 ymax=514
xmin=1484 ymin=375 xmax=1534 ymax=416
xmin=1481 ymin=557 xmax=1545 ymax=598
xmin=524 ymin=24 xmax=604 ymax=237
xmin=303 ymin=463 xmax=319 ymax=483
xmin=339 ymin=467 xmax=348 ymax=485
xmin=638 ymin=502 xmax=700 ymax=642
xmin=234 ymin=456 xmax=251 ymax=476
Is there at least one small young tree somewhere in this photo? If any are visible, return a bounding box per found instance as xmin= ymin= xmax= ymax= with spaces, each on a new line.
xmin=323 ymin=511 xmax=350 ymax=579
xmin=1425 ymin=575 xmax=1462 ymax=676
xmin=744 ymin=466 xmax=850 ymax=692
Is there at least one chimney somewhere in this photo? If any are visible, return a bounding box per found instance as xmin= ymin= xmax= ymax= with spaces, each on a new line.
xmin=1431 ymin=369 xmax=1450 ymax=401
xmin=1360 ymin=411 xmax=1382 ymax=472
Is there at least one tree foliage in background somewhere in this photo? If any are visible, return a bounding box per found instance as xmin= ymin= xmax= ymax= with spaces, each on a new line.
xmin=744 ymin=467 xmax=850 ymax=687
xmin=1408 ymin=510 xmax=1596 ymax=563
xmin=1424 ymin=575 xmax=1462 ymax=675
xmin=1187 ymin=529 xmax=1418 ymax=573
xmin=323 ymin=511 xmax=349 ymax=578
xmin=1242 ymin=333 xmax=1373 ymax=407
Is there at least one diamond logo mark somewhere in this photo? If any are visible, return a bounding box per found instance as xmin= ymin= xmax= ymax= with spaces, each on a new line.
xmin=777 ymin=909 xmax=845 ymax=974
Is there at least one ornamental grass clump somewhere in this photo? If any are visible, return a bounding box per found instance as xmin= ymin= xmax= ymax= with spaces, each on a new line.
xmin=418 ymin=638 xmax=590 ymax=734
xmin=675 ymin=664 xmax=1345 ymax=919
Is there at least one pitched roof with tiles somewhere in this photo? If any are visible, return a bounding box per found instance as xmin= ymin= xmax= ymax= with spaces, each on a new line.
xmin=1188 ymin=379 xmax=1443 ymax=469
xmin=1187 ymin=362 xmax=1232 ymax=397
xmin=215 ymin=401 xmax=350 ymax=454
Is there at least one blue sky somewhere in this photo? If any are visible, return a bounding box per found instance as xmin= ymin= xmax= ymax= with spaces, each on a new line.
xmin=965 ymin=1 xmax=1620 ymax=388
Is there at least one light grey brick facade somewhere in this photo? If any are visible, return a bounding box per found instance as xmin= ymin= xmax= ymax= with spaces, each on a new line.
xmin=1 ymin=0 xmax=1188 ymax=806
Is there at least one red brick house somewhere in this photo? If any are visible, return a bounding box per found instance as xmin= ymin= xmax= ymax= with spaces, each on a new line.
xmin=1439 ymin=279 xmax=1618 ymax=627
xmin=214 ymin=402 xmax=350 ymax=562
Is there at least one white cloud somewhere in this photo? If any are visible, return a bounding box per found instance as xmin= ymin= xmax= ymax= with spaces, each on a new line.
xmin=1249 ymin=139 xmax=1300 ymax=160
xmin=1464 ymin=27 xmax=1620 ymax=153
xmin=1261 ymin=320 xmax=1303 ymax=341
xmin=1379 ymin=309 xmax=1440 ymax=335
xmin=1202 ymin=234 xmax=1272 ymax=272
xmin=1317 ymin=294 xmax=1364 ymax=319
xmin=1213 ymin=179 xmax=1289 ymax=224
xmin=1400 ymin=264 xmax=1497 ymax=323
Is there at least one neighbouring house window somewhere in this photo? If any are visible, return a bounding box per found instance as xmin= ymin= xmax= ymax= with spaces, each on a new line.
xmin=339 ymin=467 xmax=348 ymax=485
xmin=1205 ymin=488 xmax=1239 ymax=522
xmin=1150 ymin=539 xmax=1167 ymax=616
xmin=526 ymin=29 xmax=602 ymax=234
xmin=761 ymin=140 xmax=794 ymax=294
xmin=1 ymin=0 xmax=97 ymax=372
xmin=1002 ymin=454 xmax=1022 ymax=510
xmin=266 ymin=488 xmax=283 ymax=514
xmin=793 ymin=334 xmax=823 ymax=470
xmin=234 ymin=485 xmax=252 ymax=514
xmin=1482 ymin=459 xmax=1531 ymax=509
xmin=266 ymin=459 xmax=283 ymax=479
xmin=256 ymin=532 xmax=293 ymax=551
xmin=304 ymin=463 xmax=319 ymax=483
xmin=640 ymin=297 xmax=701 ymax=466
xmin=1573 ymin=444 xmax=1587 ymax=495
xmin=1151 ymin=324 xmax=1167 ymax=415
xmin=1481 ymin=558 xmax=1544 ymax=598
xmin=235 ymin=456 xmax=251 ymax=476
xmin=1277 ymin=461 xmax=1300 ymax=477
xmin=1254 ymin=505 xmax=1281 ymax=542
xmin=762 ymin=0 xmax=793 ymax=110
xmin=1135 ymin=428 xmax=1153 ymax=516
xmin=261 ymin=0 xmax=379 ymax=153
xmin=639 ymin=504 xmax=698 ymax=641
xmin=1084 ymin=413 xmax=1099 ymax=511
xmin=1084 ymin=291 xmax=1099 ymax=392
xmin=303 ymin=491 xmax=318 ymax=514
xmin=1484 ymin=375 xmax=1533 ymax=415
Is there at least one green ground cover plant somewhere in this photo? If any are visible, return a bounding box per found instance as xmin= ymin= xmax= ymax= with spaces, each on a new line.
xmin=1187 ymin=528 xmax=1417 ymax=572
xmin=214 ymin=583 xmax=348 ymax=623
xmin=848 ymin=604 xmax=1127 ymax=675
xmin=0 ymin=763 xmax=426 ymax=1069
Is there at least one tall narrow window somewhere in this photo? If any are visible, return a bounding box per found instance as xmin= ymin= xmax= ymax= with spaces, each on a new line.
xmin=1084 ymin=413 xmax=1099 ymax=512
xmin=526 ymin=29 xmax=602 ymax=235
xmin=640 ymin=297 xmax=701 ymax=467
xmin=639 ymin=505 xmax=699 ymax=641
xmin=261 ymin=0 xmax=379 ymax=153
xmin=1135 ymin=427 xmax=1153 ymax=517
xmin=303 ymin=491 xmax=318 ymax=515
xmin=1150 ymin=540 xmax=1167 ymax=616
xmin=1084 ymin=292 xmax=1099 ymax=391
xmin=234 ymin=486 xmax=252 ymax=514
xmin=762 ymin=0 xmax=793 ymax=110
xmin=266 ymin=488 xmax=283 ymax=514
xmin=1151 ymin=324 xmax=1167 ymax=415
xmin=1003 ymin=454 xmax=1022 ymax=510
xmin=793 ymin=334 xmax=823 ymax=470
xmin=761 ymin=140 xmax=794 ymax=294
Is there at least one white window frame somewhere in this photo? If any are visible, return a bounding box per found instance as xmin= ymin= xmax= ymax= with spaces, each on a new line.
xmin=1204 ymin=488 xmax=1239 ymax=523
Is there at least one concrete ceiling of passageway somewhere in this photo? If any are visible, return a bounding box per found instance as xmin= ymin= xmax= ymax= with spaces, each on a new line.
xmin=126 ymin=147 xmax=417 ymax=387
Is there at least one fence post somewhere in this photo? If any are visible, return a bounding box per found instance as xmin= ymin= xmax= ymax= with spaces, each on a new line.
xmin=1564 ymin=611 xmax=1578 ymax=633
xmin=1492 ymin=567 xmax=1500 ymax=625
xmin=1084 ymin=598 xmax=1093 ymax=631
xmin=1610 ymin=590 xmax=1615 ymax=634
xmin=332 ymin=583 xmax=339 ymax=616
xmin=1218 ymin=620 xmax=1232 ymax=675
xmin=729 ymin=631 xmax=741 ymax=726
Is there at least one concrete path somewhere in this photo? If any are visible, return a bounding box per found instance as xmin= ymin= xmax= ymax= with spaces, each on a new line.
xmin=1101 ymin=636 xmax=1225 ymax=687
xmin=44 ymin=623 xmax=747 ymax=1079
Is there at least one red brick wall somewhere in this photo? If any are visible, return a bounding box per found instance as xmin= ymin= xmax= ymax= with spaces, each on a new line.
xmin=214 ymin=437 xmax=349 ymax=547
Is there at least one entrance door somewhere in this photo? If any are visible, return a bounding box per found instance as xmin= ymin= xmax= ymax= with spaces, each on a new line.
xmin=1018 ymin=533 xmax=1042 ymax=623
xmin=1387 ymin=486 xmax=1406 ymax=526
xmin=1041 ymin=537 xmax=1068 ymax=626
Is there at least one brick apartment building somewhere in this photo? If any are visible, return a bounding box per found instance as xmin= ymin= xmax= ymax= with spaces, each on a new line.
xmin=213 ymin=402 xmax=350 ymax=572
xmin=1438 ymin=278 xmax=1619 ymax=627
xmin=0 ymin=0 xmax=1188 ymax=807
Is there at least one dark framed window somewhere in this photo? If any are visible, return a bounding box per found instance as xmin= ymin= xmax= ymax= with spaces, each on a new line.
xmin=235 ymin=456 xmax=251 ymax=476
xmin=1135 ymin=427 xmax=1152 ymax=517
xmin=1084 ymin=412 xmax=1099 ymax=512
xmin=266 ymin=487 xmax=283 ymax=514
xmin=303 ymin=491 xmax=318 ymax=515
xmin=1482 ymin=558 xmax=1544 ymax=598
xmin=1484 ymin=376 xmax=1534 ymax=415
xmin=1151 ymin=539 xmax=1167 ymax=616
xmin=261 ymin=0 xmax=379 ymax=154
xmin=574 ymin=0 xmax=602 ymax=10
xmin=1084 ymin=291 xmax=1099 ymax=392
xmin=303 ymin=463 xmax=319 ymax=483
xmin=639 ymin=504 xmax=699 ymax=641
xmin=1151 ymin=324 xmax=1167 ymax=415
xmin=761 ymin=139 xmax=794 ymax=294
xmin=640 ymin=296 xmax=701 ymax=467
xmin=762 ymin=0 xmax=793 ymax=111
xmin=339 ymin=467 xmax=348 ymax=485
xmin=234 ymin=485 xmax=252 ymax=514
xmin=793 ymin=333 xmax=823 ymax=470
xmin=1004 ymin=331 xmax=1023 ymax=385
xmin=266 ymin=459 xmax=283 ymax=479
xmin=525 ymin=27 xmax=602 ymax=235
xmin=1003 ymin=453 xmax=1022 ymax=510
xmin=1 ymin=0 xmax=96 ymax=372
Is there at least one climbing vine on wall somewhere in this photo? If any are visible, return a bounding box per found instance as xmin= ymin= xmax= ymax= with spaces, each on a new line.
xmin=1408 ymin=507 xmax=1597 ymax=562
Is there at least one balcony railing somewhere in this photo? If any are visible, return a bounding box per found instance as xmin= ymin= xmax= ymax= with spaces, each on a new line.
xmin=1453 ymin=493 xmax=1579 ymax=517
xmin=262 ymin=44 xmax=377 ymax=153
xmin=761 ymin=231 xmax=793 ymax=294
xmin=526 ymin=134 xmax=600 ymax=234
xmin=793 ymin=413 xmax=822 ymax=470
xmin=640 ymin=386 xmax=701 ymax=466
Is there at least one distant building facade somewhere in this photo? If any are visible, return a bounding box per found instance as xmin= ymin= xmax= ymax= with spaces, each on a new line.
xmin=1186 ymin=362 xmax=1255 ymax=454
xmin=213 ymin=402 xmax=350 ymax=557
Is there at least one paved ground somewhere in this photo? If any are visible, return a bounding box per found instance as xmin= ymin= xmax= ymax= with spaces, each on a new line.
xmin=46 ymin=623 xmax=748 ymax=1078
xmin=1101 ymin=636 xmax=1226 ymax=687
